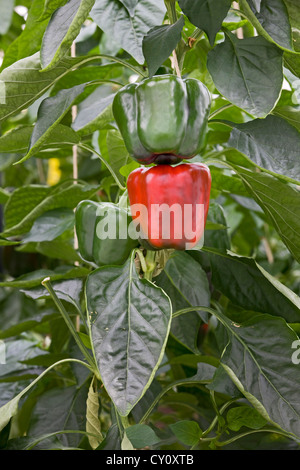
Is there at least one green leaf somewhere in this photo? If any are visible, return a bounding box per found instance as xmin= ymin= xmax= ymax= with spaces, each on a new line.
xmin=0 ymin=188 xmax=10 ymax=204
xmin=273 ymin=105 xmax=300 ymax=131
xmin=27 ymin=382 xmax=90 ymax=449
xmin=90 ymin=0 xmax=166 ymax=64
xmin=85 ymin=252 xmax=172 ymax=416
xmin=19 ymin=84 xmax=85 ymax=163
xmin=78 ymin=332 xmax=92 ymax=350
xmin=234 ymin=167 xmax=300 ymax=263
xmin=217 ymin=311 xmax=300 ymax=438
xmin=0 ymin=126 xmax=38 ymax=154
xmin=119 ymin=160 xmax=139 ymax=179
xmin=209 ymin=166 xmax=250 ymax=198
xmin=0 ymin=125 xmax=79 ymax=156
xmin=72 ymin=85 xmax=115 ymax=135
xmin=284 ymin=0 xmax=300 ymax=53
xmin=155 ymin=252 xmax=211 ymax=353
xmin=227 ymin=115 xmax=300 ymax=181
xmin=41 ymin=0 xmax=96 ymax=70
xmin=22 ymin=209 xmax=75 ymax=243
xmin=205 ymin=201 xmax=231 ymax=251
xmin=0 ymin=356 xmax=92 ymax=433
xmin=142 ymin=16 xmax=185 ymax=77
xmin=138 ymin=363 xmax=217 ymax=423
xmin=35 ymin=240 xmax=81 ymax=262
xmin=170 ymin=420 xmax=202 ymax=446
xmin=40 ymin=0 xmax=69 ymax=20
xmin=0 ymin=237 xmax=19 ymax=246
xmin=51 ymin=63 xmax=122 ymax=95
xmin=0 ymin=314 xmax=59 ymax=340
xmin=121 ymin=433 xmax=134 ymax=450
xmin=226 ymin=405 xmax=268 ymax=432
xmin=21 ymin=278 xmax=84 ymax=313
xmin=0 ymin=0 xmax=15 ymax=35
xmin=207 ymin=31 xmax=283 ymax=118
xmin=178 ymin=0 xmax=231 ymax=46
xmin=86 ymin=377 xmax=103 ymax=449
xmin=0 ymin=266 xmax=89 ymax=289
xmin=97 ymin=423 xmax=121 ymax=450
xmin=106 ymin=130 xmax=129 ymax=182
xmin=125 ymin=424 xmax=160 ymax=449
xmin=2 ymin=181 xmax=99 ymax=237
xmin=207 ymin=365 xmax=241 ymax=398
xmin=119 ymin=0 xmax=139 ymax=17
xmin=0 ymin=53 xmax=85 ymax=123
xmin=222 ymin=19 xmax=249 ymax=32
xmin=239 ymin=0 xmax=294 ymax=52
xmin=204 ymin=248 xmax=300 ymax=323
xmin=0 ymin=52 xmax=142 ymax=125
xmin=1 ymin=0 xmax=48 ymax=70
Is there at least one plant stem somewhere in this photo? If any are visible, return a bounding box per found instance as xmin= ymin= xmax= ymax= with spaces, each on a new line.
xmin=165 ymin=0 xmax=184 ymax=77
xmin=172 ymin=50 xmax=181 ymax=77
xmin=164 ymin=0 xmax=177 ymax=24
xmin=139 ymin=375 xmax=213 ymax=423
xmin=135 ymin=248 xmax=148 ymax=274
xmin=144 ymin=250 xmax=157 ymax=281
xmin=36 ymin=158 xmax=46 ymax=183
xmin=172 ymin=305 xmax=217 ymax=319
xmin=120 ymin=415 xmax=130 ymax=429
xmin=71 ymin=41 xmax=81 ymax=333
xmin=215 ymin=427 xmax=299 ymax=447
xmin=71 ymin=54 xmax=148 ymax=78
xmin=189 ymin=27 xmax=204 ymax=41
xmin=26 ymin=429 xmax=105 ymax=450
xmin=209 ymin=103 xmax=234 ymax=119
xmin=201 ymin=398 xmax=238 ymax=439
xmin=71 ymin=42 xmax=78 ymax=186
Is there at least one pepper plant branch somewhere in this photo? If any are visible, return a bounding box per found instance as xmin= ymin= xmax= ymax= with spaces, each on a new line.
xmin=135 ymin=248 xmax=157 ymax=281
xmin=209 ymin=103 xmax=234 ymax=119
xmin=144 ymin=250 xmax=157 ymax=281
xmin=139 ymin=374 xmax=214 ymax=423
xmin=201 ymin=398 xmax=239 ymax=438
xmin=172 ymin=305 xmax=217 ymax=319
xmin=135 ymin=248 xmax=148 ymax=274
xmin=164 ymin=0 xmax=178 ymax=24
xmin=189 ymin=27 xmax=204 ymax=41
xmin=71 ymin=43 xmax=78 ymax=185
xmin=172 ymin=50 xmax=181 ymax=77
xmin=232 ymin=1 xmax=244 ymax=38
xmin=71 ymin=41 xmax=80 ymax=333
xmin=164 ymin=0 xmax=183 ymax=76
xmin=25 ymin=429 xmax=106 ymax=451
xmin=215 ymin=427 xmax=300 ymax=447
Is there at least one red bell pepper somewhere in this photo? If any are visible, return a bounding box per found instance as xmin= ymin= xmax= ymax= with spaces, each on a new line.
xmin=127 ymin=163 xmax=211 ymax=250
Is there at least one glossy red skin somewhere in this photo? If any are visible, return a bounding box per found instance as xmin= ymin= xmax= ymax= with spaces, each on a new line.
xmin=127 ymin=163 xmax=211 ymax=250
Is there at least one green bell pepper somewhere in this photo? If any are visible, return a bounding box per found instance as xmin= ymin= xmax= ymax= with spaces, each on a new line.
xmin=75 ymin=200 xmax=138 ymax=266
xmin=112 ymin=74 xmax=211 ymax=164
xmin=75 ymin=200 xmax=98 ymax=262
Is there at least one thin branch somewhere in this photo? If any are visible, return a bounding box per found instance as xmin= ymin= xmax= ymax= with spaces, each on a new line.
xmin=172 ymin=50 xmax=181 ymax=78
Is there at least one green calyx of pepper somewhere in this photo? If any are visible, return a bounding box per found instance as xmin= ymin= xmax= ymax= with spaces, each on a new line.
xmin=75 ymin=200 xmax=138 ymax=266
xmin=112 ymin=74 xmax=211 ymax=165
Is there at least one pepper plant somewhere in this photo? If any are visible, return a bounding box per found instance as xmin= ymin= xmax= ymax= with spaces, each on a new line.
xmin=0 ymin=0 xmax=300 ymax=451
